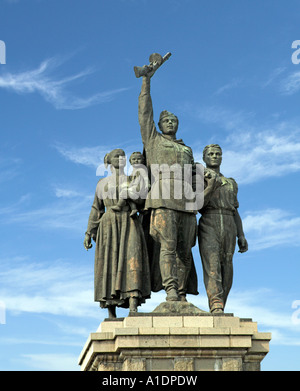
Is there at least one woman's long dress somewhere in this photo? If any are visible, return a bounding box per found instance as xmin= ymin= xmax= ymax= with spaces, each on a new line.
xmin=86 ymin=174 xmax=151 ymax=308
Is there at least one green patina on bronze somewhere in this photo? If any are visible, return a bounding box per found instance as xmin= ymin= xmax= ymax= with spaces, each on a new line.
xmin=137 ymin=60 xmax=199 ymax=304
xmin=198 ymin=144 xmax=248 ymax=314
xmin=83 ymin=54 xmax=248 ymax=318
xmin=84 ymin=149 xmax=151 ymax=318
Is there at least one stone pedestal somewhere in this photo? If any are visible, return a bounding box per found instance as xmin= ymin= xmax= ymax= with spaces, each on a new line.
xmin=78 ymin=303 xmax=271 ymax=371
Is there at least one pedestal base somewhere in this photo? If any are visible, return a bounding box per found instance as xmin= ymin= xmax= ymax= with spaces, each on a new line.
xmin=78 ymin=303 xmax=271 ymax=371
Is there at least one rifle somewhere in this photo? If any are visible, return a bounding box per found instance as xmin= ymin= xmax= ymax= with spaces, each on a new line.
xmin=134 ymin=52 xmax=171 ymax=78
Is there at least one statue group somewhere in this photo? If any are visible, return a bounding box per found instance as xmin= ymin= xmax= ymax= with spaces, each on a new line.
xmin=83 ymin=53 xmax=248 ymax=318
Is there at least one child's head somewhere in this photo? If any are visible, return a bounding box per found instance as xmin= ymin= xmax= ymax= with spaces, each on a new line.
xmin=129 ymin=151 xmax=145 ymax=165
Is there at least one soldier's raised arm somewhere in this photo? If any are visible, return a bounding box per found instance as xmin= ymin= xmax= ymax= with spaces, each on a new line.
xmin=136 ymin=53 xmax=172 ymax=146
xmin=138 ymin=75 xmax=157 ymax=146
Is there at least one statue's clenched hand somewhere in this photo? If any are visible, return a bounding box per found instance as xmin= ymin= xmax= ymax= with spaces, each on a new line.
xmin=238 ymin=235 xmax=248 ymax=253
xmin=84 ymin=233 xmax=93 ymax=250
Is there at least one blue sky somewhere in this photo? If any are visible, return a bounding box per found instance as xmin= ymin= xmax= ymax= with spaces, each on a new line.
xmin=0 ymin=0 xmax=300 ymax=371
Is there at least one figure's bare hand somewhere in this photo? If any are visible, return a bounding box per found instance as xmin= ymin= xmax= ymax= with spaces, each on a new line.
xmin=84 ymin=233 xmax=92 ymax=250
xmin=238 ymin=235 xmax=248 ymax=253
xmin=144 ymin=69 xmax=154 ymax=78
xmin=204 ymin=169 xmax=221 ymax=189
xmin=144 ymin=62 xmax=160 ymax=78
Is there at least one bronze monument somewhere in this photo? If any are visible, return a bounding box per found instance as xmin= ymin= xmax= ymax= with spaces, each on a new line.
xmin=84 ymin=148 xmax=151 ymax=318
xmin=198 ymin=144 xmax=248 ymax=313
xmin=137 ymin=53 xmax=199 ymax=303
xmin=83 ymin=53 xmax=248 ymax=316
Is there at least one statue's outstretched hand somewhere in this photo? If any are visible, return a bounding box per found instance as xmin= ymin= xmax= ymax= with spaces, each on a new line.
xmin=84 ymin=233 xmax=93 ymax=250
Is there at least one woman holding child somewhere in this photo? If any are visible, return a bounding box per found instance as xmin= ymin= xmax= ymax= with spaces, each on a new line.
xmin=83 ymin=149 xmax=151 ymax=318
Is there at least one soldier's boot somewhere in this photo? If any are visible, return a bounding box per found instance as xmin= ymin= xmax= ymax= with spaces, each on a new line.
xmin=166 ymin=288 xmax=179 ymax=301
xmin=160 ymin=258 xmax=179 ymax=301
xmin=177 ymin=266 xmax=190 ymax=302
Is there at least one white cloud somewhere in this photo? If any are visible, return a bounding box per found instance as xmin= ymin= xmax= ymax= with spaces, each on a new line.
xmin=280 ymin=71 xmax=300 ymax=95
xmin=1 ymin=256 xmax=299 ymax=350
xmin=0 ymin=190 xmax=92 ymax=231
xmin=187 ymin=105 xmax=300 ymax=184
xmin=54 ymin=142 xmax=145 ymax=176
xmin=0 ymin=258 xmax=97 ymax=318
xmin=263 ymin=67 xmax=286 ymax=88
xmin=220 ymin=131 xmax=300 ymax=184
xmin=192 ymin=105 xmax=256 ymax=134
xmin=0 ymin=157 xmax=22 ymax=183
xmin=191 ymin=288 xmax=300 ymax=346
xmin=242 ymin=208 xmax=300 ymax=251
xmin=260 ymin=67 xmax=300 ymax=97
xmin=0 ymin=57 xmax=129 ymax=109
xmin=20 ymin=353 xmax=79 ymax=371
xmin=225 ymin=292 xmax=300 ymax=348
xmin=54 ymin=187 xmax=83 ymax=198
xmin=213 ymin=78 xmax=241 ymax=96
xmin=0 ymin=194 xmax=32 ymax=219
xmin=54 ymin=143 xmax=109 ymax=169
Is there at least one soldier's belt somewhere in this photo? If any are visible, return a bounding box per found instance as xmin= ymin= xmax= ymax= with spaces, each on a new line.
xmin=203 ymin=209 xmax=235 ymax=216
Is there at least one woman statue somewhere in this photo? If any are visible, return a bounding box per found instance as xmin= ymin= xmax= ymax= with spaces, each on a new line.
xmin=83 ymin=148 xmax=151 ymax=318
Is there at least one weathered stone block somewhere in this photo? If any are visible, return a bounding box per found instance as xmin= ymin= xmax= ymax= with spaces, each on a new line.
xmin=200 ymin=335 xmax=230 ymax=348
xmin=78 ymin=306 xmax=271 ymax=372
xmin=213 ymin=316 xmax=240 ymax=329
xmin=174 ymin=358 xmax=194 ymax=371
xmin=183 ymin=316 xmax=213 ymax=328
xmin=100 ymin=320 xmax=123 ymax=333
xmin=153 ymin=316 xmax=183 ymax=328
xmin=124 ymin=316 xmax=153 ymax=328
xmin=123 ymin=358 xmax=146 ymax=371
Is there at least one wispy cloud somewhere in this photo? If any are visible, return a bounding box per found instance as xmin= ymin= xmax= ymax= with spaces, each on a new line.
xmin=280 ymin=71 xmax=300 ymax=95
xmin=187 ymin=105 xmax=300 ymax=184
xmin=54 ymin=142 xmax=145 ymax=176
xmin=221 ymin=288 xmax=300 ymax=344
xmin=189 ymin=105 xmax=256 ymax=135
xmin=242 ymin=208 xmax=300 ymax=251
xmin=0 ymin=193 xmax=31 ymax=216
xmin=264 ymin=67 xmax=300 ymax=96
xmin=213 ymin=78 xmax=241 ymax=96
xmin=1 ymin=255 xmax=299 ymax=351
xmin=54 ymin=143 xmax=109 ymax=169
xmin=218 ymin=132 xmax=300 ymax=184
xmin=190 ymin=288 xmax=300 ymax=347
xmin=0 ymin=57 xmax=129 ymax=109
xmin=0 ymin=157 xmax=22 ymax=183
xmin=0 ymin=189 xmax=92 ymax=232
xmin=263 ymin=67 xmax=286 ymax=88
xmin=54 ymin=188 xmax=83 ymax=198
xmin=0 ymin=257 xmax=96 ymax=318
